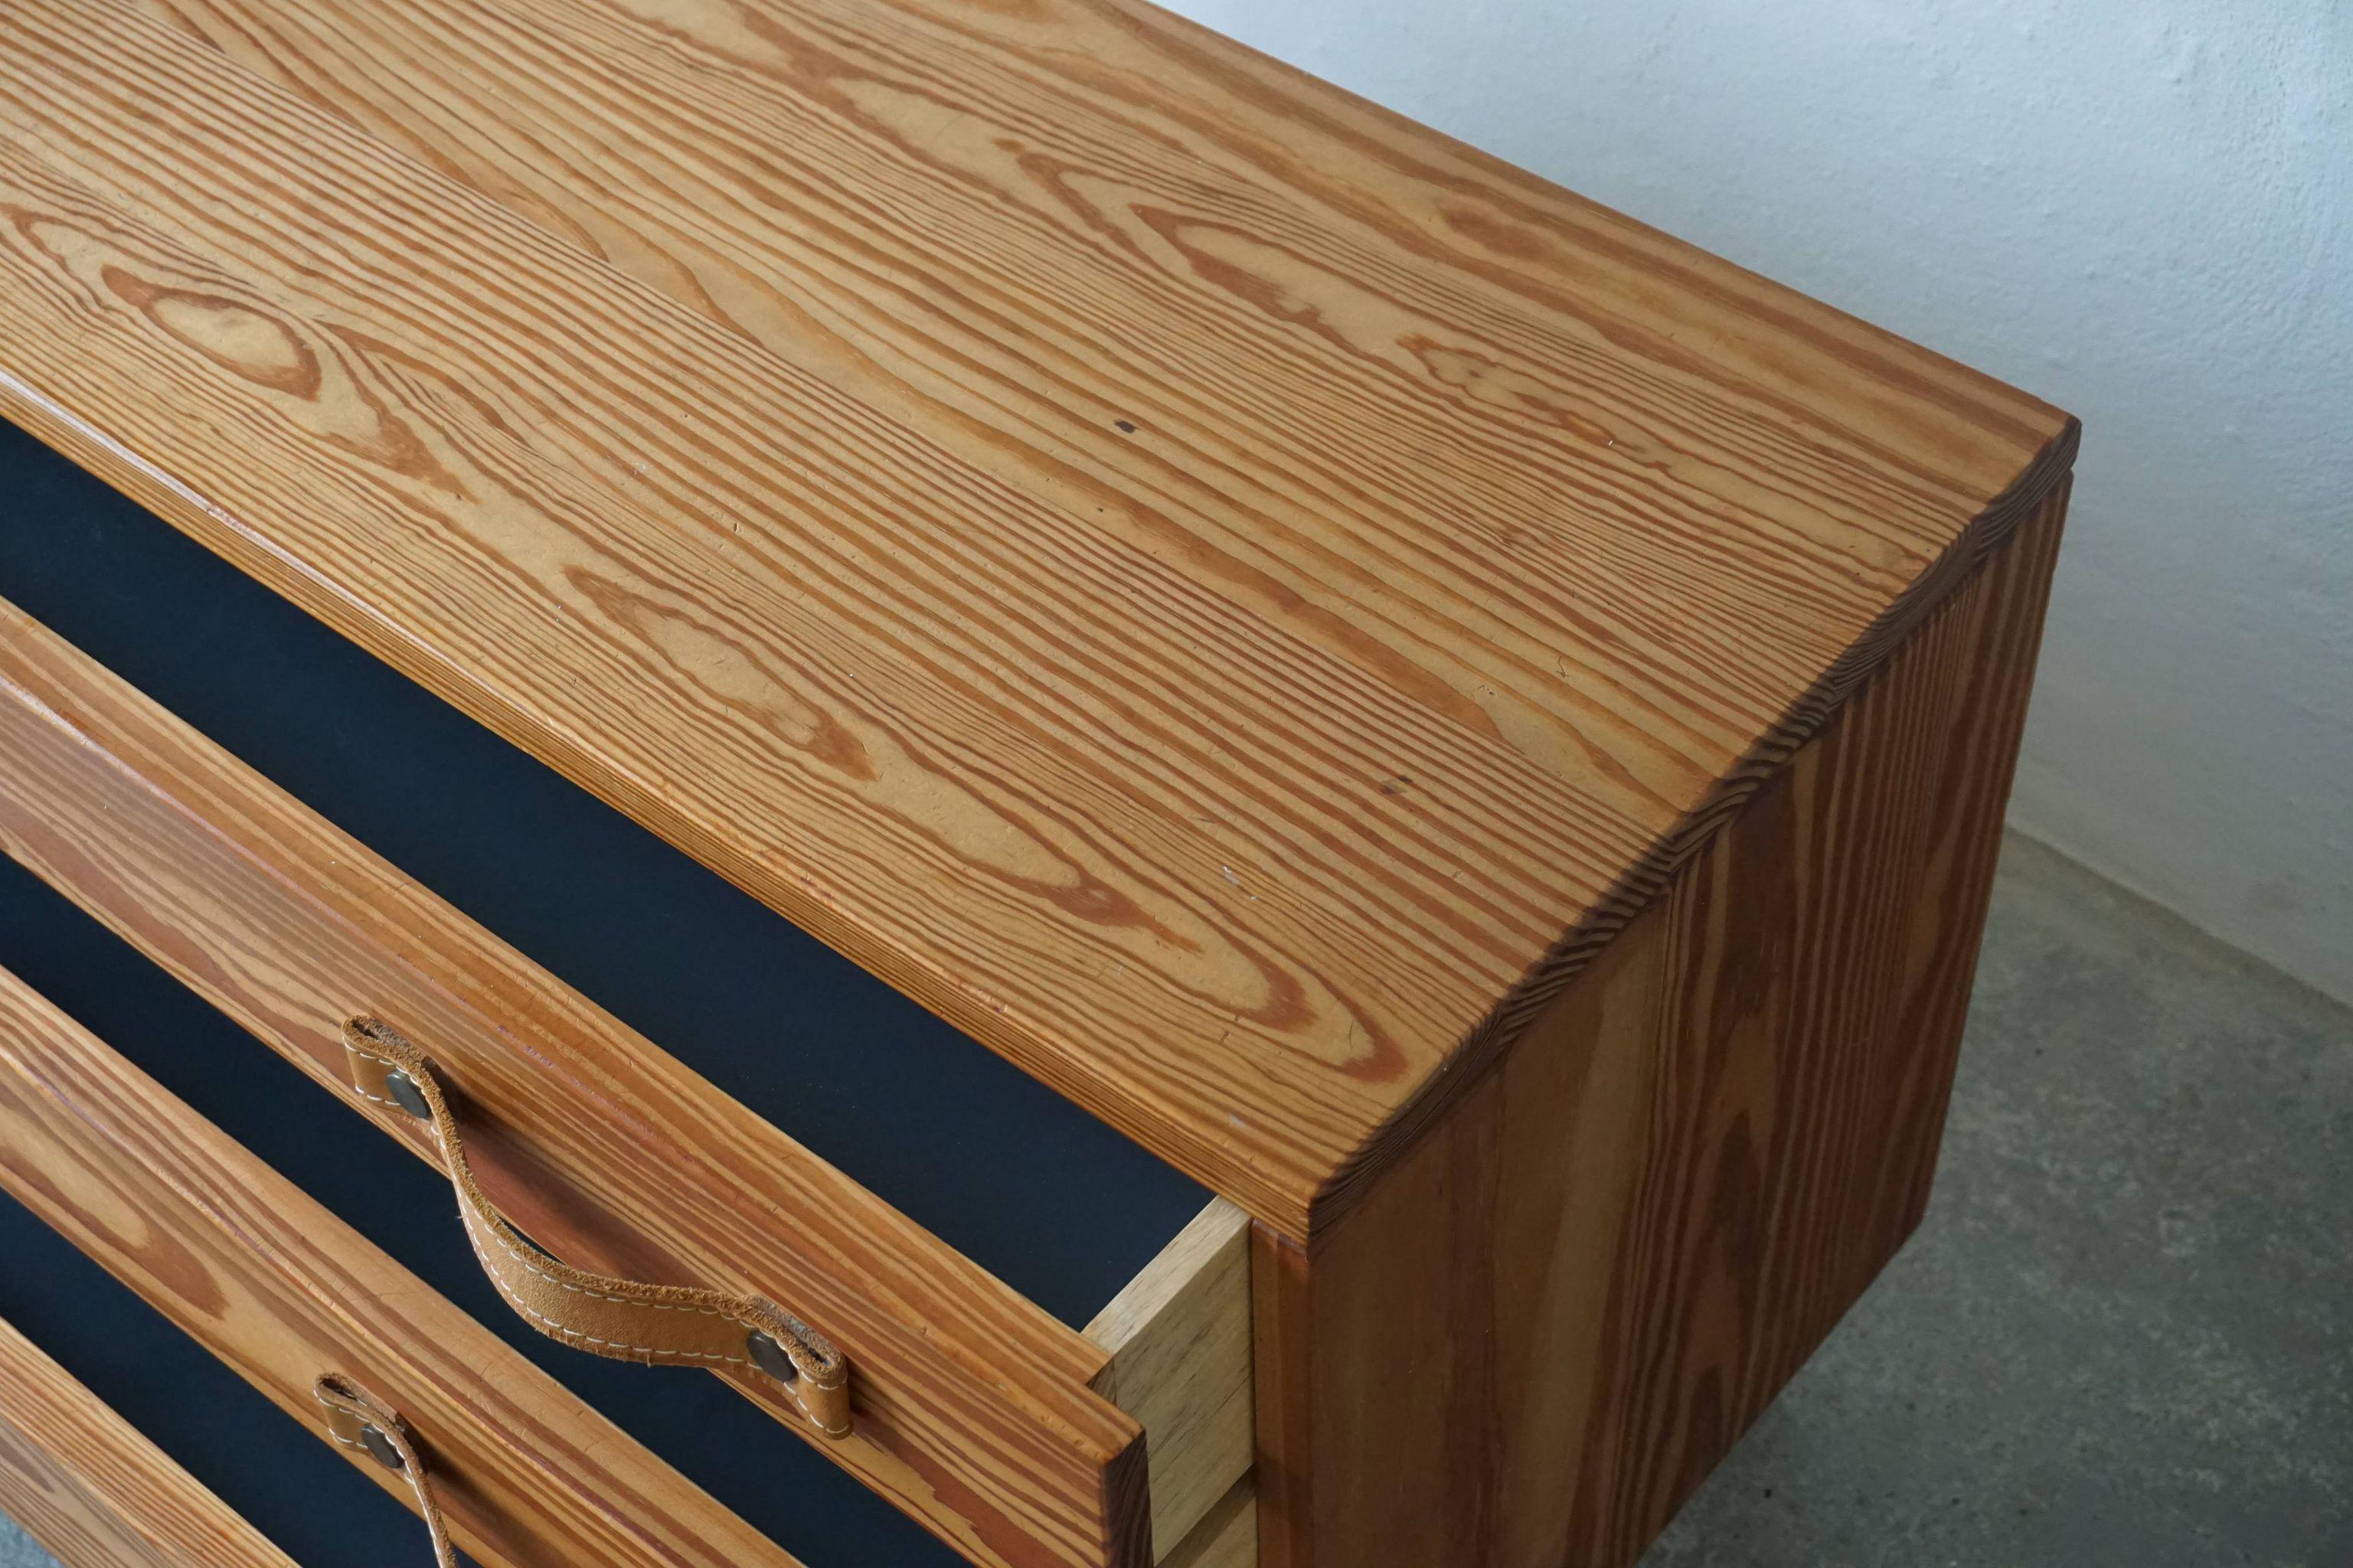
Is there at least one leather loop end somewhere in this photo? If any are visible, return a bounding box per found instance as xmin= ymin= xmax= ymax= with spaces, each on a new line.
xmin=748 ymin=1304 xmax=853 ymax=1439
xmin=313 ymin=1374 xmax=456 ymax=1567
xmin=343 ymin=1016 xmax=438 ymax=1121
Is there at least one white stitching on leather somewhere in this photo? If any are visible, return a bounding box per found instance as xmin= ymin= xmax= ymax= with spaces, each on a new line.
xmin=461 ymin=1225 xmax=843 ymax=1432
xmin=464 ymin=1187 xmax=728 ymax=1318
xmin=455 ymin=1203 xmax=749 ymax=1364
xmin=347 ymin=1042 xmax=738 ymax=1322
xmin=342 ymin=1035 xmax=842 ymax=1425
xmin=343 ymin=1045 xmax=734 ymax=1308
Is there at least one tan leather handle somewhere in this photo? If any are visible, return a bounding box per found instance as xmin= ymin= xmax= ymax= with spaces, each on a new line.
xmin=314 ymin=1374 xmax=457 ymax=1568
xmin=340 ymin=1017 xmax=851 ymax=1439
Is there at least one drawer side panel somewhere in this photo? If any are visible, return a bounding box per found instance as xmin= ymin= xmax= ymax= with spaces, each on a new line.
xmin=1087 ymin=1198 xmax=1254 ymax=1559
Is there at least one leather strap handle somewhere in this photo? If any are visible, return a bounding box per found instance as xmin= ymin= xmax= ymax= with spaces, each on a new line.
xmin=314 ymin=1374 xmax=457 ymax=1568
xmin=340 ymin=1017 xmax=851 ymax=1439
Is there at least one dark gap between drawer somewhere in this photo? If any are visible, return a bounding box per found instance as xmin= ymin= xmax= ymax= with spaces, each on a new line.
xmin=0 ymin=416 xmax=1207 ymax=1328
xmin=0 ymin=849 xmax=966 ymax=1567
xmin=0 ymin=1182 xmax=479 ymax=1568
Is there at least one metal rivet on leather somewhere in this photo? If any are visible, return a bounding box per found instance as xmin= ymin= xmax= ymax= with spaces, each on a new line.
xmin=384 ymin=1068 xmax=431 ymax=1120
xmin=359 ymin=1422 xmax=407 ymax=1472
xmin=747 ymin=1329 xmax=800 ymax=1384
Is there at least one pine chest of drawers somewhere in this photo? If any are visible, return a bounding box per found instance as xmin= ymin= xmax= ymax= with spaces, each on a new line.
xmin=0 ymin=2 xmax=2077 ymax=1565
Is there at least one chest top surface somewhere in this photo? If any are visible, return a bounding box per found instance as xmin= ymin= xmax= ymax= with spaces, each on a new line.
xmin=0 ymin=0 xmax=2074 ymax=1236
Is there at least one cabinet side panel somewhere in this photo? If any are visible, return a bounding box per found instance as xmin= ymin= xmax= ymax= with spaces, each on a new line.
xmin=1253 ymin=484 xmax=2068 ymax=1568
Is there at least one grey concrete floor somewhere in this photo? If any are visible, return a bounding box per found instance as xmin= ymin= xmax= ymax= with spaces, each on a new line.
xmin=2 ymin=835 xmax=2346 ymax=1566
xmin=1644 ymin=835 xmax=2352 ymax=1566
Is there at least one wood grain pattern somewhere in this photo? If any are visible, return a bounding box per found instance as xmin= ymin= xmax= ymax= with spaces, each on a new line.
xmin=0 ymin=590 xmax=1154 ymax=1568
xmin=0 ymin=1314 xmax=295 ymax=1568
xmin=0 ymin=0 xmax=2074 ymax=1235
xmin=1158 ymin=1478 xmax=1255 ymax=1568
xmin=0 ymin=965 xmax=809 ymax=1568
xmin=1085 ymin=1199 xmax=1253 ymax=1559
xmin=1250 ymin=485 xmax=2068 ymax=1568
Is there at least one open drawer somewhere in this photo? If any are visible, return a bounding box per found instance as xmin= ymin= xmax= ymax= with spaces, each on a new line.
xmin=0 ymin=423 xmax=1254 ymax=1566
xmin=0 ymin=962 xmax=822 ymax=1568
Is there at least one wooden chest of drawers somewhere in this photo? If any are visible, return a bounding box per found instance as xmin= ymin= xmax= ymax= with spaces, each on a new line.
xmin=0 ymin=2 xmax=2076 ymax=1564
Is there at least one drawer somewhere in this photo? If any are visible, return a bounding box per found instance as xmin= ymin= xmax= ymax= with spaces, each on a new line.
xmin=0 ymin=1310 xmax=292 ymax=1568
xmin=0 ymin=422 xmax=1254 ymax=1566
xmin=0 ymin=960 xmax=817 ymax=1567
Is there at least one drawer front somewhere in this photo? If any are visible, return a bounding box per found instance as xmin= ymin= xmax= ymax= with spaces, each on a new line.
xmin=0 ymin=962 xmax=802 ymax=1568
xmin=0 ymin=1313 xmax=292 ymax=1568
xmin=0 ymin=588 xmax=1247 ymax=1565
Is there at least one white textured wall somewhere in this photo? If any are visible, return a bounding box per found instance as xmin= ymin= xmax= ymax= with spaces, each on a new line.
xmin=1161 ymin=0 xmax=2353 ymax=1001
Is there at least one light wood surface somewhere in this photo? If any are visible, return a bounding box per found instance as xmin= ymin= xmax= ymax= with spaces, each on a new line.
xmin=0 ymin=0 xmax=2076 ymax=1237
xmin=0 ymin=591 xmax=1155 ymax=1568
xmin=0 ymin=965 xmax=809 ymax=1568
xmin=1159 ymin=1478 xmax=1256 ymax=1568
xmin=1087 ymin=1199 xmax=1254 ymax=1559
xmin=0 ymin=1315 xmax=295 ymax=1568
xmin=1250 ymin=486 xmax=2069 ymax=1568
